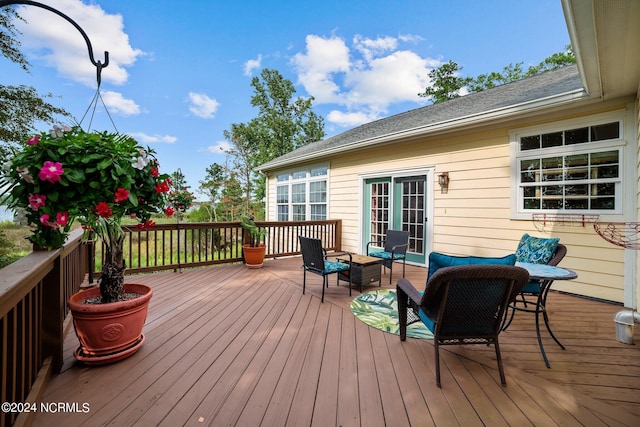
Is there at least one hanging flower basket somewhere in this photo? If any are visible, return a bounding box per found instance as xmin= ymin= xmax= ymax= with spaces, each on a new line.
xmin=1 ymin=125 xmax=175 ymax=363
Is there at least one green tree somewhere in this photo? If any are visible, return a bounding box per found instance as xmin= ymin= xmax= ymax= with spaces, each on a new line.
xmin=219 ymin=170 xmax=243 ymax=221
xmin=0 ymin=7 xmax=70 ymax=157
xmin=224 ymin=68 xmax=325 ymax=217
xmin=420 ymin=46 xmax=576 ymax=104
xmin=418 ymin=60 xmax=472 ymax=103
xmin=198 ymin=162 xmax=226 ymax=221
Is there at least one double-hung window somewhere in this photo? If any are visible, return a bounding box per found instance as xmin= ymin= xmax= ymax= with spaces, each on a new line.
xmin=275 ymin=165 xmax=328 ymax=221
xmin=511 ymin=113 xmax=625 ymax=218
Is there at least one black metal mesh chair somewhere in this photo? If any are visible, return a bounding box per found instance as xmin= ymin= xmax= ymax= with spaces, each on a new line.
xmin=397 ymin=264 xmax=529 ymax=387
xmin=299 ymin=236 xmax=352 ymax=303
xmin=367 ymin=229 xmax=409 ymax=284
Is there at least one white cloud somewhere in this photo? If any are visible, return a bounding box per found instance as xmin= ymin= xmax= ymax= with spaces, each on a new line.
xmin=344 ymin=50 xmax=436 ymax=106
xmin=398 ymin=33 xmax=424 ymax=44
xmin=188 ymin=92 xmax=220 ymax=119
xmin=353 ymin=34 xmax=397 ymax=62
xmin=291 ymin=35 xmax=351 ymax=104
xmin=16 ymin=0 xmax=144 ymax=87
xmin=244 ymin=55 xmax=262 ymax=76
xmin=100 ymin=91 xmax=140 ymax=116
xmin=292 ymin=33 xmax=440 ymax=127
xmin=326 ymin=110 xmax=380 ymax=128
xmin=206 ymin=141 xmax=233 ymax=153
xmin=128 ymin=132 xmax=177 ymax=144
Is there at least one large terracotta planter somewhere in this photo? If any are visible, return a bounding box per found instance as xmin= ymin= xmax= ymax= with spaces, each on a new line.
xmin=242 ymin=244 xmax=266 ymax=268
xmin=68 ymin=283 xmax=152 ymax=365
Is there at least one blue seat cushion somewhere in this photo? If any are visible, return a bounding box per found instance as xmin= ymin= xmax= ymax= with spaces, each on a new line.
xmin=323 ymin=260 xmax=350 ymax=274
xmin=515 ymin=233 xmax=559 ymax=264
xmin=427 ymin=252 xmax=517 ymax=280
xmin=522 ymin=281 xmax=541 ymax=293
xmin=418 ymin=308 xmax=436 ymax=333
xmin=369 ymin=251 xmax=405 ymax=260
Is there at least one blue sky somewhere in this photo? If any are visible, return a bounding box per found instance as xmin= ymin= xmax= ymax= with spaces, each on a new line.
xmin=2 ymin=0 xmax=571 ymax=196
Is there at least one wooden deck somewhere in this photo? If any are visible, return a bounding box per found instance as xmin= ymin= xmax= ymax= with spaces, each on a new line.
xmin=31 ymin=257 xmax=640 ymax=426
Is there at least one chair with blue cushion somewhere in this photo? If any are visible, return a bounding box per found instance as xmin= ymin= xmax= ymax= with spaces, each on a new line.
xmin=397 ymin=252 xmax=529 ymax=387
xmin=299 ymin=236 xmax=352 ymax=303
xmin=367 ymin=229 xmax=409 ymax=284
xmin=502 ymin=233 xmax=567 ymax=367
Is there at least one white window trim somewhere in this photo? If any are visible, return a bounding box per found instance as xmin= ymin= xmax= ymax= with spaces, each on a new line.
xmin=509 ymin=109 xmax=634 ymax=222
xmin=275 ymin=163 xmax=329 ymax=221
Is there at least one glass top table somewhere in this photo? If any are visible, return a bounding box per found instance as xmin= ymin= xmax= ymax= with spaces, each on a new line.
xmin=515 ymin=262 xmax=577 ymax=281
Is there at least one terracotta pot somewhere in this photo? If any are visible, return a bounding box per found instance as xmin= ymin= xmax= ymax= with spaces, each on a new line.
xmin=68 ymin=283 xmax=152 ymax=365
xmin=242 ymin=244 xmax=266 ymax=268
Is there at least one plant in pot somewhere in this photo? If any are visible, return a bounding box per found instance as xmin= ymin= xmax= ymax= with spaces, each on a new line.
xmin=241 ymin=215 xmax=267 ymax=268
xmin=0 ymin=125 xmax=174 ymax=364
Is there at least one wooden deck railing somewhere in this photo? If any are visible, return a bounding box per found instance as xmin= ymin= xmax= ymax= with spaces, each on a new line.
xmin=0 ymin=219 xmax=340 ymax=426
xmin=0 ymin=228 xmax=87 ymax=427
xmin=91 ymin=219 xmax=342 ymax=276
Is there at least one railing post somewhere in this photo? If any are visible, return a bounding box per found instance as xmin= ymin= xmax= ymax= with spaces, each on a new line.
xmin=41 ymin=252 xmax=65 ymax=373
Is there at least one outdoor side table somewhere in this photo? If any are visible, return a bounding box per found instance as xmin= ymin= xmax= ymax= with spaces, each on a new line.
xmin=337 ymin=254 xmax=382 ymax=292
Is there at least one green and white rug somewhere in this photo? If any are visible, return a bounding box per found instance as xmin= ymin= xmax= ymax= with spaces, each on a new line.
xmin=350 ymin=289 xmax=433 ymax=339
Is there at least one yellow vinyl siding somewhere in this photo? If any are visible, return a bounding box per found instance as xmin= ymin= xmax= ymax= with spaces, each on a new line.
xmin=264 ymin=106 xmax=632 ymax=303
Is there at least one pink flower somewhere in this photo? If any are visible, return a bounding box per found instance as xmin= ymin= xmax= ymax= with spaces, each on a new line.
xmin=114 ymin=188 xmax=130 ymax=202
xmin=27 ymin=135 xmax=41 ymax=145
xmin=28 ymin=193 xmax=46 ymax=211
xmin=39 ymin=161 xmax=64 ymax=183
xmin=56 ymin=211 xmax=69 ymax=227
xmin=39 ymin=214 xmax=57 ymax=228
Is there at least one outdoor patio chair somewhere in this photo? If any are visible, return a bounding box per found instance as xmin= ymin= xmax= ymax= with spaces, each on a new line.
xmin=366 ymin=229 xmax=409 ymax=284
xmin=397 ymin=263 xmax=529 ymax=387
xmin=299 ymin=236 xmax=353 ymax=303
xmin=504 ymin=241 xmax=567 ymax=320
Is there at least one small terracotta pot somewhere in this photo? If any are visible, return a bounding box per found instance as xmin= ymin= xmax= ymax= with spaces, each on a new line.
xmin=68 ymin=283 xmax=152 ymax=364
xmin=242 ymin=244 xmax=266 ymax=268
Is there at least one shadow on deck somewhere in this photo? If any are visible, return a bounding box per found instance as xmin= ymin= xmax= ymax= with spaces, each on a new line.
xmin=31 ymin=257 xmax=640 ymax=426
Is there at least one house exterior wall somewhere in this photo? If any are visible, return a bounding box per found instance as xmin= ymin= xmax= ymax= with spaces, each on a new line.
xmin=264 ymin=99 xmax=637 ymax=304
xmin=636 ymin=89 xmax=640 ymax=310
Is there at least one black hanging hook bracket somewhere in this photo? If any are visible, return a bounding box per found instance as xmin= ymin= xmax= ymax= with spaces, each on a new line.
xmin=0 ymin=0 xmax=109 ymax=87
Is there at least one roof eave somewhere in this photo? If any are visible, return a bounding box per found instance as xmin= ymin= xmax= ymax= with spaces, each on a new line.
xmin=561 ymin=0 xmax=602 ymax=98
xmin=257 ymin=88 xmax=587 ymax=172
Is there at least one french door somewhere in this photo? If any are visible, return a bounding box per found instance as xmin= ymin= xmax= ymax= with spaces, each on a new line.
xmin=364 ymin=174 xmax=430 ymax=265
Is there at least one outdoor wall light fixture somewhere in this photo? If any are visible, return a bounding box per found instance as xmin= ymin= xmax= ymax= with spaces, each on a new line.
xmin=438 ymin=172 xmax=449 ymax=193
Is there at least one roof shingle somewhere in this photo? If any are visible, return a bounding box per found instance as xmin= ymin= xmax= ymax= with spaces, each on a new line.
xmin=259 ymin=65 xmax=584 ymax=170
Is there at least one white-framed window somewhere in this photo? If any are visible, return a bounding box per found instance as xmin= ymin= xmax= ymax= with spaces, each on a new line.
xmin=275 ymin=165 xmax=328 ymax=221
xmin=511 ymin=112 xmax=625 ymax=219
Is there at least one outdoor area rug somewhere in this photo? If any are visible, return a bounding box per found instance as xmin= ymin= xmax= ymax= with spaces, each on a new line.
xmin=350 ymin=289 xmax=433 ymax=339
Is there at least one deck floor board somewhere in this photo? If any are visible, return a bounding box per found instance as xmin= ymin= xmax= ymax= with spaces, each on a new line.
xmin=30 ymin=257 xmax=640 ymax=426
